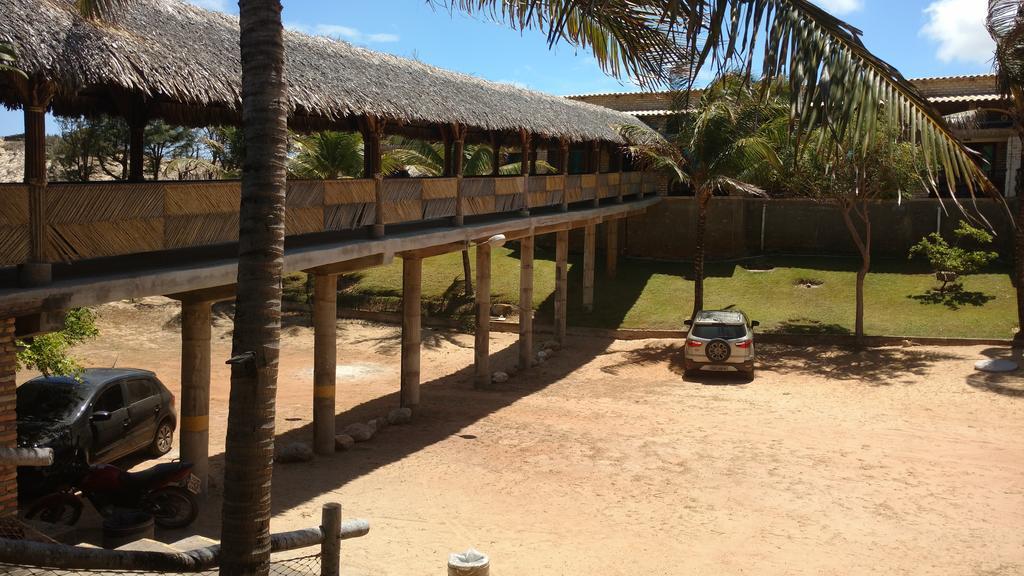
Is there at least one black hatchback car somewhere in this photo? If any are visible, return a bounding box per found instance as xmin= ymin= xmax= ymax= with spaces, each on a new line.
xmin=17 ymin=368 xmax=177 ymax=467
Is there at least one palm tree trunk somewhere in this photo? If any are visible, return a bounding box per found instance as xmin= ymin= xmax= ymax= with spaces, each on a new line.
xmin=691 ymin=189 xmax=709 ymax=319
xmin=219 ymin=0 xmax=288 ymax=574
xmin=1010 ymin=99 xmax=1024 ymax=342
xmin=462 ymin=250 xmax=474 ymax=297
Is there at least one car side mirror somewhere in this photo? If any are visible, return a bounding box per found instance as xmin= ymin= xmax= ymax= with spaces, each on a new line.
xmin=751 ymin=321 xmax=760 ymax=328
xmin=90 ymin=411 xmax=111 ymax=422
xmin=684 ymin=319 xmax=693 ymax=326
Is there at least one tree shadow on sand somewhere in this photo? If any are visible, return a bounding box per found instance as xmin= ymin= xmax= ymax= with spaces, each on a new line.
xmin=965 ymin=347 xmax=1024 ymax=399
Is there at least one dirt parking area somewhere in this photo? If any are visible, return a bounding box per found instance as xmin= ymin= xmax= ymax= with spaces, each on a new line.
xmin=24 ymin=297 xmax=1024 ymax=575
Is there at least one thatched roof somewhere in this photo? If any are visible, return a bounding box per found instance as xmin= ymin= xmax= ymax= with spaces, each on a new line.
xmin=0 ymin=0 xmax=649 ymax=143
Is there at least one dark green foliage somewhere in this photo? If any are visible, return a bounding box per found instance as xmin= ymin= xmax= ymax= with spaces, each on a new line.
xmin=909 ymin=222 xmax=999 ymax=288
xmin=16 ymin=308 xmax=99 ymax=378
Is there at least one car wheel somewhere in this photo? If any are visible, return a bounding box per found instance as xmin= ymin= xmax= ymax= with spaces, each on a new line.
xmin=150 ymin=419 xmax=175 ymax=457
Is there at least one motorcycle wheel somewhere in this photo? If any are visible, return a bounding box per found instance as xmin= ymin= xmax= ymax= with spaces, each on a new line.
xmin=24 ymin=495 xmax=84 ymax=526
xmin=145 ymin=486 xmax=198 ymax=529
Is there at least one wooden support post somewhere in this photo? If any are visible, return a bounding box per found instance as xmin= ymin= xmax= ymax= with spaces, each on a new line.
xmin=591 ymin=141 xmax=601 ymax=208
xmin=19 ymin=78 xmax=53 ymax=287
xmin=320 ymin=503 xmax=342 ymax=576
xmin=559 ymin=139 xmax=570 ymax=213
xmin=361 ymin=116 xmax=386 ymax=237
xmin=519 ymin=130 xmax=531 ymax=216
xmin=616 ymin=152 xmax=625 ymax=204
xmin=180 ymin=299 xmax=212 ymax=494
xmin=554 ymin=230 xmax=568 ymax=344
xmin=401 ymin=257 xmax=422 ymax=409
xmin=313 ymin=273 xmax=338 ymax=455
xmin=606 ymin=220 xmax=619 ymax=280
xmin=490 ymin=133 xmax=501 ymax=177
xmin=474 ymin=244 xmax=491 ymax=388
xmin=451 ymin=124 xmax=466 ymax=226
xmin=583 ymin=223 xmax=596 ymax=312
xmin=441 ymin=126 xmax=453 ymax=177
xmin=127 ymin=112 xmax=147 ymax=182
xmin=518 ymin=235 xmax=534 ymax=370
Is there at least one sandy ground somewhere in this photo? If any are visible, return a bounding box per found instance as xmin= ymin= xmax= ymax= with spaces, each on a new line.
xmin=19 ymin=297 xmax=1024 ymax=575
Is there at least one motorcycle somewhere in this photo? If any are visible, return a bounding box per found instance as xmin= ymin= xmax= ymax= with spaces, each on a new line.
xmin=24 ymin=460 xmax=200 ymax=529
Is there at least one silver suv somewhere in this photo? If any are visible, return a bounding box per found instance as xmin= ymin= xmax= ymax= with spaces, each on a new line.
xmin=683 ymin=310 xmax=758 ymax=378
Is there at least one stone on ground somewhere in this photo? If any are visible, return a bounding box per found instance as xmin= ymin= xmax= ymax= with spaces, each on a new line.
xmin=334 ymin=434 xmax=355 ymax=451
xmin=344 ymin=422 xmax=375 ymax=442
xmin=276 ymin=442 xmax=314 ymax=463
xmin=492 ymin=371 xmax=509 ymax=384
xmin=388 ymin=407 xmax=413 ymax=425
xmin=975 ymin=358 xmax=1018 ymax=373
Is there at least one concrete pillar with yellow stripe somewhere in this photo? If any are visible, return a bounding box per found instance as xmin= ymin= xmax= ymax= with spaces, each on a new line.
xmin=313 ymin=273 xmax=339 ymax=455
xmin=180 ymin=299 xmax=212 ymax=494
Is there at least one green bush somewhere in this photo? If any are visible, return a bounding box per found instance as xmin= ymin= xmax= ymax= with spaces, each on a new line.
xmin=16 ymin=308 xmax=99 ymax=378
xmin=908 ymin=222 xmax=999 ymax=290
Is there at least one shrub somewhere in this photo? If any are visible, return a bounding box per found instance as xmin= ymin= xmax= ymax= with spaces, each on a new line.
xmin=16 ymin=308 xmax=99 ymax=377
xmin=908 ymin=222 xmax=999 ymax=291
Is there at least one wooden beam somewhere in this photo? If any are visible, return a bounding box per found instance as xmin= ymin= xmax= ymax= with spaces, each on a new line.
xmin=519 ymin=129 xmax=531 ymax=216
xmin=398 ymin=241 xmax=468 ymax=260
xmin=583 ymin=223 xmax=596 ymax=312
xmin=20 ymin=76 xmax=54 ymax=287
xmin=168 ymin=284 xmax=237 ymax=304
xmin=307 ymin=253 xmax=390 ymax=276
xmin=606 ymin=220 xmax=619 ymax=280
xmin=533 ymin=222 xmax=573 ymax=236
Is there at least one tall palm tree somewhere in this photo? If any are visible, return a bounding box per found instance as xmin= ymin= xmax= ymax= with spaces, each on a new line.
xmin=987 ymin=0 xmax=1024 ymax=339
xmin=623 ymin=75 xmax=781 ymax=318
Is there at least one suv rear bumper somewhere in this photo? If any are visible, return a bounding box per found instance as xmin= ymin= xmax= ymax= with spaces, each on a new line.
xmin=685 ymin=358 xmax=755 ymax=373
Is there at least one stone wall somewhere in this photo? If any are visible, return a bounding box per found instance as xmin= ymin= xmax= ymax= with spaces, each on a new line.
xmin=0 ymin=317 xmax=16 ymax=517
xmin=623 ymin=197 xmax=1016 ymax=261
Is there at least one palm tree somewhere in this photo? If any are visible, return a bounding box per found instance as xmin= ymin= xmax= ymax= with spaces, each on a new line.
xmin=987 ymin=0 xmax=1024 ymax=339
xmin=290 ymin=131 xmax=364 ymax=179
xmin=70 ymin=2 xmax=999 ymax=574
xmin=624 ymin=75 xmax=780 ymax=318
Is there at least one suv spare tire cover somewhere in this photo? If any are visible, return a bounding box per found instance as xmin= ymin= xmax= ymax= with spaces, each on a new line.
xmin=705 ymin=339 xmax=731 ymax=362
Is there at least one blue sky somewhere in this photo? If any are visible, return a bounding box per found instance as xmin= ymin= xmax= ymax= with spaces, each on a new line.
xmin=0 ymin=0 xmax=996 ymax=136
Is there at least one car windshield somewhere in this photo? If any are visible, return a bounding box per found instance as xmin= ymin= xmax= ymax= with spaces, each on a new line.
xmin=17 ymin=380 xmax=90 ymax=423
xmin=691 ymin=324 xmax=746 ymax=340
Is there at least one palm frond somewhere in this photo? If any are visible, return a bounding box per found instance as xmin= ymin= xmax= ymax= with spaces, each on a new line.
xmin=0 ymin=42 xmax=26 ymax=79
xmin=988 ymin=0 xmax=1024 ymax=98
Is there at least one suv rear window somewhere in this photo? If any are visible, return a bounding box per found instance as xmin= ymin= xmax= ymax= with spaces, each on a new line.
xmin=691 ymin=324 xmax=746 ymax=340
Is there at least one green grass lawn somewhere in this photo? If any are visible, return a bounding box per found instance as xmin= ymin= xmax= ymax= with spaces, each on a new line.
xmin=295 ymin=245 xmax=1016 ymax=339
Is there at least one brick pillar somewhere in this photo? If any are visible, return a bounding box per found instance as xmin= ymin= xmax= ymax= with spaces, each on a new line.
xmin=0 ymin=318 xmax=18 ymax=517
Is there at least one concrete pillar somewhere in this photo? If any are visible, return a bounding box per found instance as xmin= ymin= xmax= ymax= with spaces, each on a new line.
xmin=180 ymin=300 xmax=212 ymax=494
xmin=606 ymin=220 xmax=619 ymax=280
xmin=583 ymin=224 xmax=596 ymax=313
xmin=313 ymin=273 xmax=338 ymax=455
xmin=401 ymin=257 xmax=422 ymax=409
xmin=0 ymin=318 xmax=18 ymax=517
xmin=518 ymin=235 xmax=534 ymax=370
xmin=554 ymin=231 xmax=568 ymax=344
xmin=474 ymin=245 xmax=491 ymax=388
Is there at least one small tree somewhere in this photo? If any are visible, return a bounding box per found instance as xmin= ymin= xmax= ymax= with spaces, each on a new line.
xmin=16 ymin=308 xmax=99 ymax=378
xmin=909 ymin=222 xmax=999 ymax=292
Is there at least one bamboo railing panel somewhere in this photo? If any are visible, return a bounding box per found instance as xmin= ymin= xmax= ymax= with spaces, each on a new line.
xmin=0 ymin=173 xmax=657 ymax=267
xmin=0 ymin=185 xmax=28 ymax=266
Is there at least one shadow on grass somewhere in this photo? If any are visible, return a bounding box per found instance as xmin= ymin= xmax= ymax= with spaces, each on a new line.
xmin=769 ymin=318 xmax=852 ymax=335
xmin=908 ymin=284 xmax=995 ymax=310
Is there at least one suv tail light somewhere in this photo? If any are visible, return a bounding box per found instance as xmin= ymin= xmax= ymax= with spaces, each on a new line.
xmin=686 ymin=340 xmax=703 ymax=347
xmin=735 ymin=340 xmax=751 ymax=349
xmin=170 ymin=391 xmax=176 ymax=406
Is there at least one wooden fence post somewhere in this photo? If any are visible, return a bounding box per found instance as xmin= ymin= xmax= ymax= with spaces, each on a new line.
xmin=321 ymin=503 xmax=342 ymax=576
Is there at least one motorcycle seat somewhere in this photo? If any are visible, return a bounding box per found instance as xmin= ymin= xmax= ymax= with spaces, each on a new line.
xmin=121 ymin=461 xmax=193 ymax=488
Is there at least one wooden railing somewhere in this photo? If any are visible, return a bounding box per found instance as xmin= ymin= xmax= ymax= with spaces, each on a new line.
xmin=0 ymin=171 xmax=664 ymax=267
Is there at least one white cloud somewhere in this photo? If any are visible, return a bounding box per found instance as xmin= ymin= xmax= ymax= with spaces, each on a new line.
xmin=186 ymin=0 xmax=230 ymax=13
xmin=921 ymin=0 xmax=994 ymax=65
xmin=292 ymin=23 xmax=399 ymax=44
xmin=810 ymin=0 xmax=864 ymax=15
